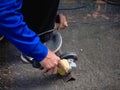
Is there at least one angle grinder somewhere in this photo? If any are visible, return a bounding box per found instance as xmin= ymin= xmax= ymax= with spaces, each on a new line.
xmin=24 ymin=52 xmax=78 ymax=82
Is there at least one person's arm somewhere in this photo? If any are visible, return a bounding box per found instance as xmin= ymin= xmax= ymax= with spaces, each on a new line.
xmin=0 ymin=0 xmax=66 ymax=74
xmin=0 ymin=1 xmax=48 ymax=62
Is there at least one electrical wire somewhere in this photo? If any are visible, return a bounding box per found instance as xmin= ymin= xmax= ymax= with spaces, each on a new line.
xmin=69 ymin=19 xmax=120 ymax=26
xmin=58 ymin=5 xmax=86 ymax=10
xmin=104 ymin=0 xmax=120 ymax=6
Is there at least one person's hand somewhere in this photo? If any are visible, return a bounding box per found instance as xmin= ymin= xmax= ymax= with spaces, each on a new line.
xmin=55 ymin=14 xmax=68 ymax=30
xmin=40 ymin=49 xmax=67 ymax=74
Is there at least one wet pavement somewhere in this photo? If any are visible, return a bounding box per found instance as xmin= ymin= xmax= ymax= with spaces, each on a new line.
xmin=0 ymin=0 xmax=120 ymax=90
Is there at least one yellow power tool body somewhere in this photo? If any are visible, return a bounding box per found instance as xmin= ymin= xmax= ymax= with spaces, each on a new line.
xmin=57 ymin=59 xmax=71 ymax=76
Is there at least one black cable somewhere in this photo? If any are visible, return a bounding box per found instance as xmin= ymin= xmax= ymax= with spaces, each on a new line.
xmin=104 ymin=0 xmax=120 ymax=6
xmin=58 ymin=5 xmax=86 ymax=10
xmin=69 ymin=19 xmax=120 ymax=26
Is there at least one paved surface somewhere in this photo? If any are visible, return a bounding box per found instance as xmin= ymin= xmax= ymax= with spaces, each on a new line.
xmin=0 ymin=0 xmax=120 ymax=90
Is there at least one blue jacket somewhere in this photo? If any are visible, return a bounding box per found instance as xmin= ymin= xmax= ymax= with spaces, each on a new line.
xmin=0 ymin=0 xmax=48 ymax=62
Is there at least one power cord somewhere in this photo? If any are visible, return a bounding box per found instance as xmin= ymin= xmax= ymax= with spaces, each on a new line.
xmin=58 ymin=5 xmax=86 ymax=10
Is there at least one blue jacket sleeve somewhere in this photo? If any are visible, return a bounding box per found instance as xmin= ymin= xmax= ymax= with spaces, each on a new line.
xmin=0 ymin=0 xmax=48 ymax=62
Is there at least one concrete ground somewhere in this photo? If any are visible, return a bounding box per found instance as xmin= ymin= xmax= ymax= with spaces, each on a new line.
xmin=0 ymin=0 xmax=120 ymax=90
